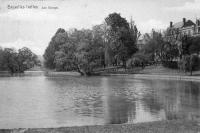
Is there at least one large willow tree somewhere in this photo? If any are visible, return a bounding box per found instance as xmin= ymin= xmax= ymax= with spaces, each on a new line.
xmin=43 ymin=28 xmax=105 ymax=75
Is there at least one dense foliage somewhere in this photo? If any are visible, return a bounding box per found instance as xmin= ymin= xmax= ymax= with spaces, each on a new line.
xmin=43 ymin=13 xmax=200 ymax=76
xmin=105 ymin=13 xmax=139 ymax=67
xmin=0 ymin=47 xmax=40 ymax=73
xmin=43 ymin=28 xmax=105 ymax=75
xmin=178 ymin=37 xmax=200 ymax=74
xmin=185 ymin=36 xmax=200 ymax=55
xmin=43 ymin=13 xmax=139 ymax=75
xmin=135 ymin=29 xmax=200 ymax=74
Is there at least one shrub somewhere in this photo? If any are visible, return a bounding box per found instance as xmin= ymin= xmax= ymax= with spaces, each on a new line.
xmin=178 ymin=54 xmax=200 ymax=72
xmin=162 ymin=61 xmax=178 ymax=69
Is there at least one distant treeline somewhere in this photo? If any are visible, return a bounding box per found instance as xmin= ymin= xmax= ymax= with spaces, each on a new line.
xmin=0 ymin=47 xmax=40 ymax=74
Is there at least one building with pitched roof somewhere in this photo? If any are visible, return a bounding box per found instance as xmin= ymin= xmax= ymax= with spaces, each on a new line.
xmin=166 ymin=18 xmax=200 ymax=39
xmin=194 ymin=19 xmax=200 ymax=35
xmin=136 ymin=34 xmax=150 ymax=50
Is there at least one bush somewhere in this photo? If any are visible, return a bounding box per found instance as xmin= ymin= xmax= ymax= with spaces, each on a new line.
xmin=178 ymin=55 xmax=200 ymax=72
xmin=186 ymin=55 xmax=200 ymax=71
xmin=162 ymin=61 xmax=178 ymax=69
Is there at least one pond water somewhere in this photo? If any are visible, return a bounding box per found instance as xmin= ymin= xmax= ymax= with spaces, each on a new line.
xmin=0 ymin=74 xmax=200 ymax=128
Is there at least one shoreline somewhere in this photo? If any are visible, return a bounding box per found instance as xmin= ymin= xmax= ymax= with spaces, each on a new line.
xmin=2 ymin=120 xmax=200 ymax=133
xmin=99 ymin=73 xmax=200 ymax=82
xmin=126 ymin=74 xmax=200 ymax=82
xmin=1 ymin=71 xmax=200 ymax=82
xmin=132 ymin=74 xmax=200 ymax=82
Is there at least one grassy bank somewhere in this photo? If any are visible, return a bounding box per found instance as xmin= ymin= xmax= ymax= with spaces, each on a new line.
xmin=3 ymin=120 xmax=200 ymax=133
xmin=136 ymin=65 xmax=200 ymax=76
xmin=44 ymin=71 xmax=81 ymax=76
xmin=130 ymin=74 xmax=200 ymax=82
xmin=99 ymin=65 xmax=200 ymax=76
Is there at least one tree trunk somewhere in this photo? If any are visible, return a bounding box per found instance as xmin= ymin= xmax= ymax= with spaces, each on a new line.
xmin=76 ymin=65 xmax=92 ymax=76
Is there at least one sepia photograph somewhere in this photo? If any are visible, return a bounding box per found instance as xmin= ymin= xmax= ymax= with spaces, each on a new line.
xmin=0 ymin=0 xmax=200 ymax=132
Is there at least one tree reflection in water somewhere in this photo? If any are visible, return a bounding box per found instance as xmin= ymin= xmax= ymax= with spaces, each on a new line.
xmin=102 ymin=77 xmax=136 ymax=124
xmin=141 ymin=79 xmax=200 ymax=122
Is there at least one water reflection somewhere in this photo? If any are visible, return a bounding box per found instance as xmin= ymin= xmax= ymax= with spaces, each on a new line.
xmin=141 ymin=80 xmax=200 ymax=121
xmin=102 ymin=77 xmax=136 ymax=124
xmin=0 ymin=75 xmax=199 ymax=128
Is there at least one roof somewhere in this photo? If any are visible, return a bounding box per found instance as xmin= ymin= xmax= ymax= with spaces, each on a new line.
xmin=137 ymin=34 xmax=150 ymax=45
xmin=173 ymin=22 xmax=183 ymax=29
xmin=184 ymin=20 xmax=195 ymax=27
xmin=172 ymin=20 xmax=195 ymax=29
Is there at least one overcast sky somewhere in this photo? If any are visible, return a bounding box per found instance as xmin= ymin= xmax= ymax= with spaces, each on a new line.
xmin=0 ymin=0 xmax=200 ymax=55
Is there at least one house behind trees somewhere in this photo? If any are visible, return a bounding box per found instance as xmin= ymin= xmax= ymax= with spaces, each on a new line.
xmin=166 ymin=18 xmax=200 ymax=39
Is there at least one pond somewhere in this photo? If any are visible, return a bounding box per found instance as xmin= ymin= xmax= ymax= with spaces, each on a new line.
xmin=0 ymin=74 xmax=200 ymax=128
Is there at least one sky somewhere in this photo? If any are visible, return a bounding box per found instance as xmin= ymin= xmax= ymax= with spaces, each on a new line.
xmin=0 ymin=0 xmax=200 ymax=55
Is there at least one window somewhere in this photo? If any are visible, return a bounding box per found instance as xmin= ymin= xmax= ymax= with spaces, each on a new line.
xmin=188 ymin=30 xmax=191 ymax=36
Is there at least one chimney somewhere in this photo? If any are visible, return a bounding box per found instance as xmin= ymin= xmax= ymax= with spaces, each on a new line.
xmin=170 ymin=21 xmax=173 ymax=28
xmin=183 ymin=18 xmax=186 ymax=25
